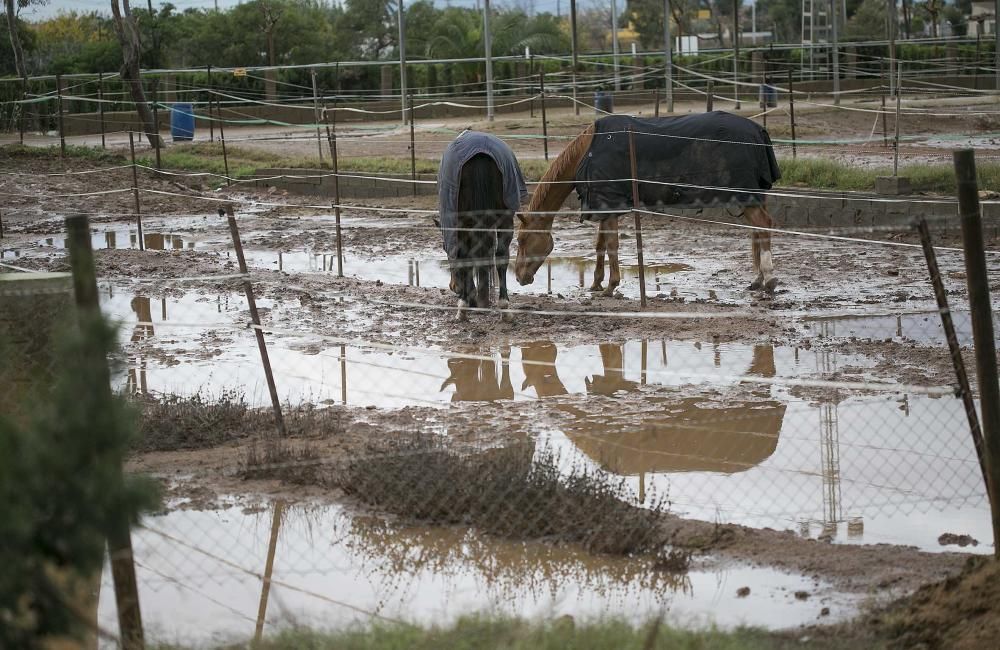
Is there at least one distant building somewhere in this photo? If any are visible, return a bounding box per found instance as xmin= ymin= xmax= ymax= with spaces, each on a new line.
xmin=969 ymin=1 xmax=996 ymax=37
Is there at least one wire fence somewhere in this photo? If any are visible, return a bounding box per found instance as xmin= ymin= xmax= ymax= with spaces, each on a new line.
xmin=2 ymin=94 xmax=999 ymax=646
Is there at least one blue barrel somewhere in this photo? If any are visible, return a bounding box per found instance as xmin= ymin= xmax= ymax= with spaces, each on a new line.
xmin=170 ymin=103 xmax=195 ymax=141
xmin=594 ymin=91 xmax=614 ymax=115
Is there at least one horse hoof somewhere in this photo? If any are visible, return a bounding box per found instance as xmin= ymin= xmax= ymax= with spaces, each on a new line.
xmin=748 ymin=279 xmax=763 ymax=291
xmin=456 ymin=299 xmax=468 ymax=322
xmin=764 ymin=278 xmax=779 ymax=294
xmin=601 ymin=287 xmax=617 ymax=298
xmin=589 ymin=284 xmax=604 ymax=292
xmin=499 ymin=299 xmax=512 ymax=322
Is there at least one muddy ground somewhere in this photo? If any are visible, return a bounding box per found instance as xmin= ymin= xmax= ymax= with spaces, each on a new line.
xmin=2 ymin=116 xmax=1000 ymax=639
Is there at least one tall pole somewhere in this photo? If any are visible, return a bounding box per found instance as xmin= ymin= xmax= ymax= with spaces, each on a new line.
xmin=830 ymin=0 xmax=840 ymax=105
xmin=570 ymin=0 xmax=580 ymax=115
xmin=954 ymin=149 xmax=1000 ymax=558
xmin=995 ymin=0 xmax=1000 ymax=91
xmin=664 ymin=0 xmax=674 ymax=112
xmin=733 ymin=0 xmax=741 ymax=109
xmin=311 ymin=69 xmax=324 ymax=165
xmin=611 ymin=0 xmax=621 ymax=92
xmin=484 ymin=0 xmax=495 ymax=121
xmin=398 ymin=0 xmax=408 ymax=125
xmin=888 ymin=0 xmax=897 ymax=97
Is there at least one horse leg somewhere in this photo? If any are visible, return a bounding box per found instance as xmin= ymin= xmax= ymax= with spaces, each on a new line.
xmin=496 ymin=214 xmax=514 ymax=321
xmin=749 ymin=231 xmax=763 ymax=291
xmin=746 ymin=206 xmax=778 ymax=293
xmin=591 ymin=221 xmax=606 ymax=292
xmin=602 ymin=218 xmax=621 ymax=297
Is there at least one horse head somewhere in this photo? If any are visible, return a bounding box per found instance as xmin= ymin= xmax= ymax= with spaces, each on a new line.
xmin=514 ymin=212 xmax=553 ymax=286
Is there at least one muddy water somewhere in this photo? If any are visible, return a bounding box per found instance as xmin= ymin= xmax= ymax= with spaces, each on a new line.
xmin=806 ymin=311 xmax=992 ymax=346
xmin=97 ymin=504 xmax=859 ymax=647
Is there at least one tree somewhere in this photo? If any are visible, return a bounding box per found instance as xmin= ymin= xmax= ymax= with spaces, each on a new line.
xmin=110 ymin=0 xmax=160 ymax=147
xmin=4 ymin=0 xmax=44 ymax=79
xmin=845 ymin=0 xmax=888 ymax=40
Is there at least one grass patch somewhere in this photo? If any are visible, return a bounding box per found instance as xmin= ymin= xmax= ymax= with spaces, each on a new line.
xmin=134 ymin=391 xmax=342 ymax=452
xmin=0 ymin=142 xmax=126 ymax=165
xmin=151 ymin=615 xmax=874 ymax=649
xmin=335 ymin=433 xmax=669 ymax=557
xmin=776 ymin=157 xmax=1000 ymax=194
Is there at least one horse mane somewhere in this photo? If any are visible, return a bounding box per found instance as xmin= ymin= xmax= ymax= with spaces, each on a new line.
xmin=527 ymin=122 xmax=595 ymax=219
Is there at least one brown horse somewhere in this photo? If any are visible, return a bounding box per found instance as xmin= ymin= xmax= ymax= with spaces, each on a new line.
xmin=514 ymin=113 xmax=781 ymax=296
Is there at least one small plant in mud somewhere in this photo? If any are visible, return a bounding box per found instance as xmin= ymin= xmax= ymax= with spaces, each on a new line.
xmin=334 ymin=433 xmax=670 ymax=557
xmin=239 ymin=435 xmax=320 ymax=484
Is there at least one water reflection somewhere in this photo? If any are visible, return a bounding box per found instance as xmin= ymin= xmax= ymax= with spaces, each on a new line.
xmin=40 ymin=229 xmax=194 ymax=251
xmin=440 ymin=349 xmax=514 ymax=402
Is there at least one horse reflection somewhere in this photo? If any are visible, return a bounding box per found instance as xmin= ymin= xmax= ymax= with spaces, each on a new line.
xmin=126 ymin=296 xmax=154 ymax=395
xmin=440 ymin=348 xmax=514 ymax=402
xmin=519 ymin=341 xmax=568 ymax=398
xmin=564 ymin=344 xmax=785 ymax=477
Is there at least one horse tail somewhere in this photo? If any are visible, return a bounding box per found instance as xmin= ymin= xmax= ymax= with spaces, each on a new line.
xmin=457 ymin=153 xmax=504 ymax=217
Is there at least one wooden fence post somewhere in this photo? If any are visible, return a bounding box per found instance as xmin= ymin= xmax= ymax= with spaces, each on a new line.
xmin=65 ymin=215 xmax=146 ymax=650
xmin=207 ymin=64 xmax=214 ymax=143
xmin=954 ymin=149 xmax=1000 ymax=559
xmin=627 ymin=127 xmax=647 ymax=308
xmin=217 ymin=97 xmax=230 ymax=185
xmin=706 ymin=81 xmax=713 ymax=112
xmin=128 ymin=132 xmax=144 ymax=252
xmin=787 ymin=69 xmax=797 ymax=160
xmin=224 ymin=205 xmax=286 ymax=435
xmin=409 ymin=93 xmax=417 ymax=196
xmin=150 ymin=78 xmax=161 ymax=170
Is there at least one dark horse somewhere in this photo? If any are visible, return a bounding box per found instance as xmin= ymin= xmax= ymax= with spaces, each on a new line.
xmin=438 ymin=131 xmax=527 ymax=321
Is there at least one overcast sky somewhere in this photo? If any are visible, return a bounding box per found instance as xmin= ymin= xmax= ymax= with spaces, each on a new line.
xmin=26 ymin=1 xmax=574 ymax=22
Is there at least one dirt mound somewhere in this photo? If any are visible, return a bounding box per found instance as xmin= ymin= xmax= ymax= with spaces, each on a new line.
xmin=879 ymin=556 xmax=1000 ymax=649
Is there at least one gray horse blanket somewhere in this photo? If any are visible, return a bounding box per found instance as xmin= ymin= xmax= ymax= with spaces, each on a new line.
xmin=437 ymin=130 xmax=528 ymax=259
xmin=575 ymin=112 xmax=780 ymax=217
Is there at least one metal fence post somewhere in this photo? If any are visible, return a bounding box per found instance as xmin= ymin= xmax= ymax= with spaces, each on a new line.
xmin=128 ymin=132 xmax=144 ymax=252
xmin=954 ymin=149 xmax=1000 ymax=558
xmin=97 ymin=72 xmax=106 ymax=149
xmin=409 ymin=93 xmax=417 ymax=196
xmin=627 ymin=127 xmax=648 ymax=308
xmin=56 ymin=73 xmax=65 ymax=157
xmin=787 ymin=69 xmax=797 ymax=160
xmin=224 ymin=205 xmax=286 ymax=436
xmin=65 ymin=215 xmax=146 ymax=650
xmin=539 ymin=71 xmax=549 ymax=161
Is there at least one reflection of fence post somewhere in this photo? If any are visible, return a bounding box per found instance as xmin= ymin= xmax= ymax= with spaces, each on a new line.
xmin=324 ymin=106 xmax=344 ymax=277
xmin=539 ymin=71 xmax=549 ymax=161
xmin=627 ymin=127 xmax=647 ymax=308
xmin=705 ymin=81 xmax=713 ymax=112
xmin=56 ymin=74 xmax=65 ymax=157
xmin=151 ymin=78 xmax=161 ymax=170
xmin=409 ymin=93 xmax=417 ymax=196
xmin=224 ymin=204 xmax=286 ymax=436
xmin=254 ymin=501 xmax=284 ymax=643
xmin=340 ymin=344 xmax=347 ymax=405
xmin=128 ymin=132 xmax=145 ymax=252
xmin=217 ymin=98 xmax=230 ymax=185
xmin=207 ymin=64 xmax=214 ymax=143
xmin=97 ymin=72 xmax=106 ymax=149
xmin=787 ymin=70 xmax=797 ymax=160
xmin=954 ymin=149 xmax=1000 ymax=559
xmin=915 ymin=217 xmax=988 ymax=491
xmin=65 ymin=215 xmax=146 ymax=650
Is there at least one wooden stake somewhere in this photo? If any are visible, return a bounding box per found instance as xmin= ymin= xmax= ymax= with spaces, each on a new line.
xmin=627 ymin=127 xmax=648 ymax=308
xmin=128 ymin=132 xmax=144 ymax=251
xmin=706 ymin=81 xmax=713 ymax=112
xmin=18 ymin=77 xmax=25 ymax=144
xmin=224 ymin=205 xmax=286 ymax=436
xmin=654 ymin=86 xmax=660 ymax=117
xmin=311 ymin=68 xmax=325 ymax=165
xmin=915 ymin=217 xmax=988 ymax=489
xmin=324 ymin=106 xmax=344 ymax=277
xmin=65 ymin=215 xmax=145 ymax=650
xmin=151 ymin=78 xmax=161 ymax=170
xmin=954 ymin=149 xmax=1000 ymax=558
xmin=207 ymin=64 xmax=214 ymax=143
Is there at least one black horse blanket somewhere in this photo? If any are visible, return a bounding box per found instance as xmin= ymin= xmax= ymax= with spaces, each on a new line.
xmin=438 ymin=130 xmax=528 ymax=260
xmin=575 ymin=112 xmax=780 ymax=217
